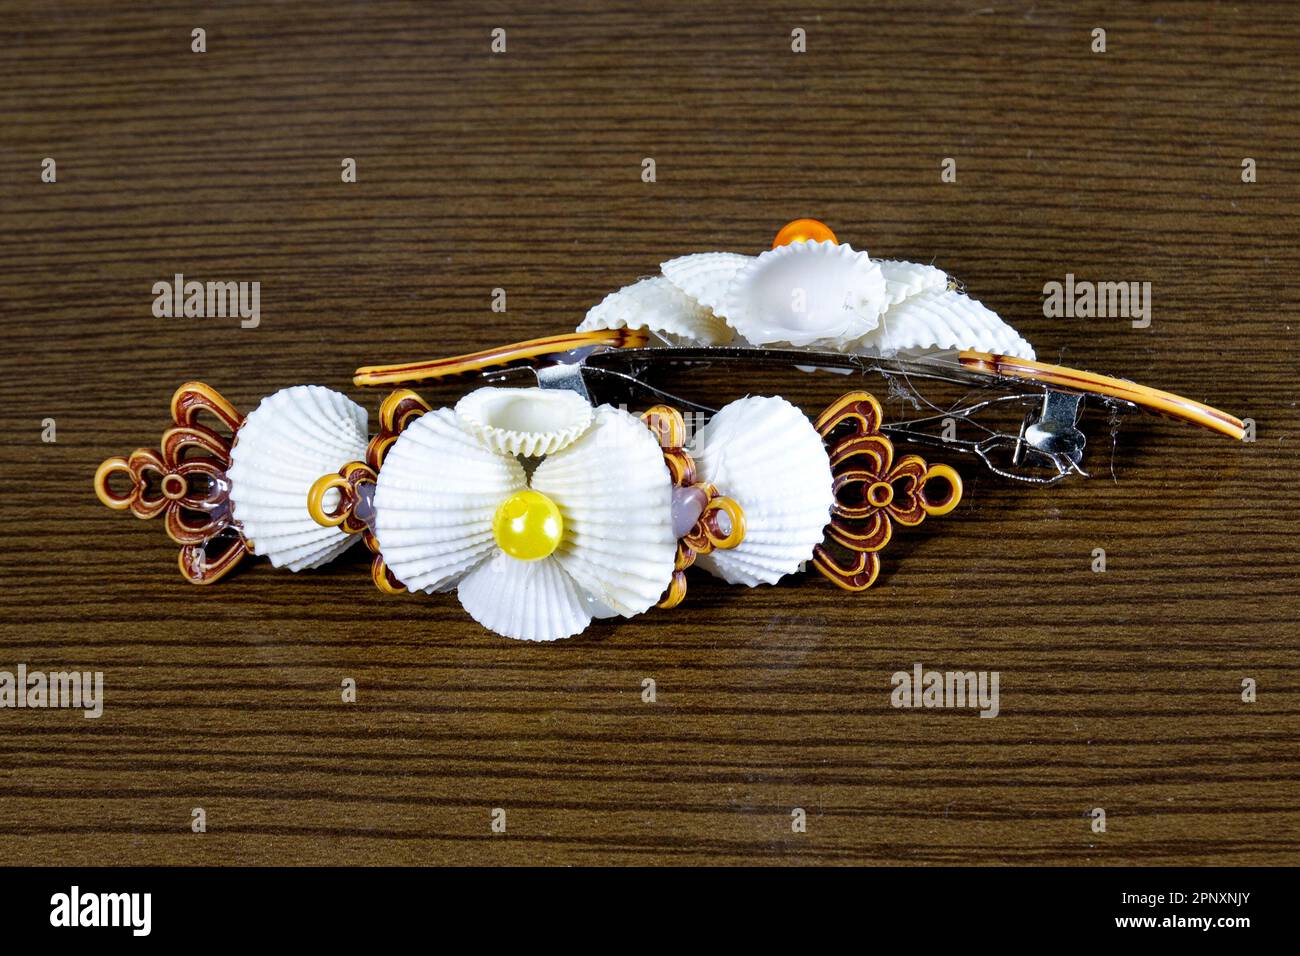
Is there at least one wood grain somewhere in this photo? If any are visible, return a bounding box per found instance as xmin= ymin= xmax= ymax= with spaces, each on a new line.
xmin=1 ymin=0 xmax=1297 ymax=865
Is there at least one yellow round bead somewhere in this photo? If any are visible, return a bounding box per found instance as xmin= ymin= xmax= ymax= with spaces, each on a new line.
xmin=492 ymin=489 xmax=564 ymax=561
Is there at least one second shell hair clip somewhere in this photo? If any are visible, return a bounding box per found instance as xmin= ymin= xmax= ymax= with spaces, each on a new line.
xmin=94 ymin=219 xmax=1245 ymax=642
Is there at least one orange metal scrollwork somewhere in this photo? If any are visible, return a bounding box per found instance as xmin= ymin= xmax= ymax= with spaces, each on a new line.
xmin=366 ymin=388 xmax=432 ymax=471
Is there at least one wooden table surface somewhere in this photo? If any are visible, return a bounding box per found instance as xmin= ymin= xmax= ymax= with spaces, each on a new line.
xmin=1 ymin=0 xmax=1297 ymax=866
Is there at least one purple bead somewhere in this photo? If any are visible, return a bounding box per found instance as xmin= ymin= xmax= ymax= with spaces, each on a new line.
xmin=671 ymin=485 xmax=707 ymax=538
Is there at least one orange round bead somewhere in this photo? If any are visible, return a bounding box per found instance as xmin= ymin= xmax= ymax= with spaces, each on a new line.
xmin=772 ymin=218 xmax=837 ymax=249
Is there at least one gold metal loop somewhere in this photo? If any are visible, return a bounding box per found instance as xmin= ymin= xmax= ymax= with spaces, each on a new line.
xmin=702 ymin=496 xmax=746 ymax=551
xmin=307 ymin=473 xmax=352 ymax=529
xmin=93 ymin=457 xmax=135 ymax=510
xmin=919 ymin=463 xmax=962 ymax=517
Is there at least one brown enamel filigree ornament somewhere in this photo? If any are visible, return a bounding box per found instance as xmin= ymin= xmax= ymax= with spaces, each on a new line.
xmin=93 ymin=382 xmax=248 ymax=584
xmin=812 ymin=391 xmax=962 ymax=591
xmin=307 ymin=387 xmax=432 ymax=594
xmin=640 ymin=405 xmax=746 ymax=608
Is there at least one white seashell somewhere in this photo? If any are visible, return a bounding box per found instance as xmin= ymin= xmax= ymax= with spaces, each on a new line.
xmin=455 ymin=386 xmax=594 ymax=457
xmin=458 ymin=552 xmax=593 ymax=642
xmin=692 ymin=396 xmax=834 ymax=587
xmin=876 ymin=259 xmax=951 ymax=306
xmin=578 ymin=276 xmax=733 ymax=346
xmin=857 ymin=288 xmax=1036 ymax=360
xmin=530 ymin=404 xmax=677 ymax=616
xmin=720 ymin=241 xmax=889 ymax=348
xmin=373 ymin=407 xmax=526 ymax=593
xmin=660 ymin=252 xmax=754 ymax=313
xmin=227 ymin=385 xmax=369 ymax=571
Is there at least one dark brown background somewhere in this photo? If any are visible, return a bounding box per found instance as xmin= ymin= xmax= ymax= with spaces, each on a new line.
xmin=1 ymin=0 xmax=1297 ymax=866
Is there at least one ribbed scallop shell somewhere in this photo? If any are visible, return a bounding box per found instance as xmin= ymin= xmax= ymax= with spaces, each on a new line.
xmin=877 ymin=259 xmax=951 ymax=306
xmin=660 ymin=252 xmax=754 ymax=313
xmin=457 ymin=552 xmax=593 ymax=642
xmin=455 ymin=387 xmax=594 ymax=457
xmin=373 ymin=407 xmax=527 ymax=593
xmin=578 ymin=275 xmax=732 ymax=346
xmin=530 ymin=404 xmax=677 ymax=616
xmin=858 ymin=288 xmax=1036 ymax=359
xmin=692 ymin=396 xmax=834 ymax=587
xmin=227 ymin=385 xmax=369 ymax=571
xmin=720 ymin=240 xmax=889 ymax=348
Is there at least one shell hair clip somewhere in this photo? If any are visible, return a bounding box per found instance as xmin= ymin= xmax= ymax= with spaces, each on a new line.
xmin=95 ymin=219 xmax=1244 ymax=641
